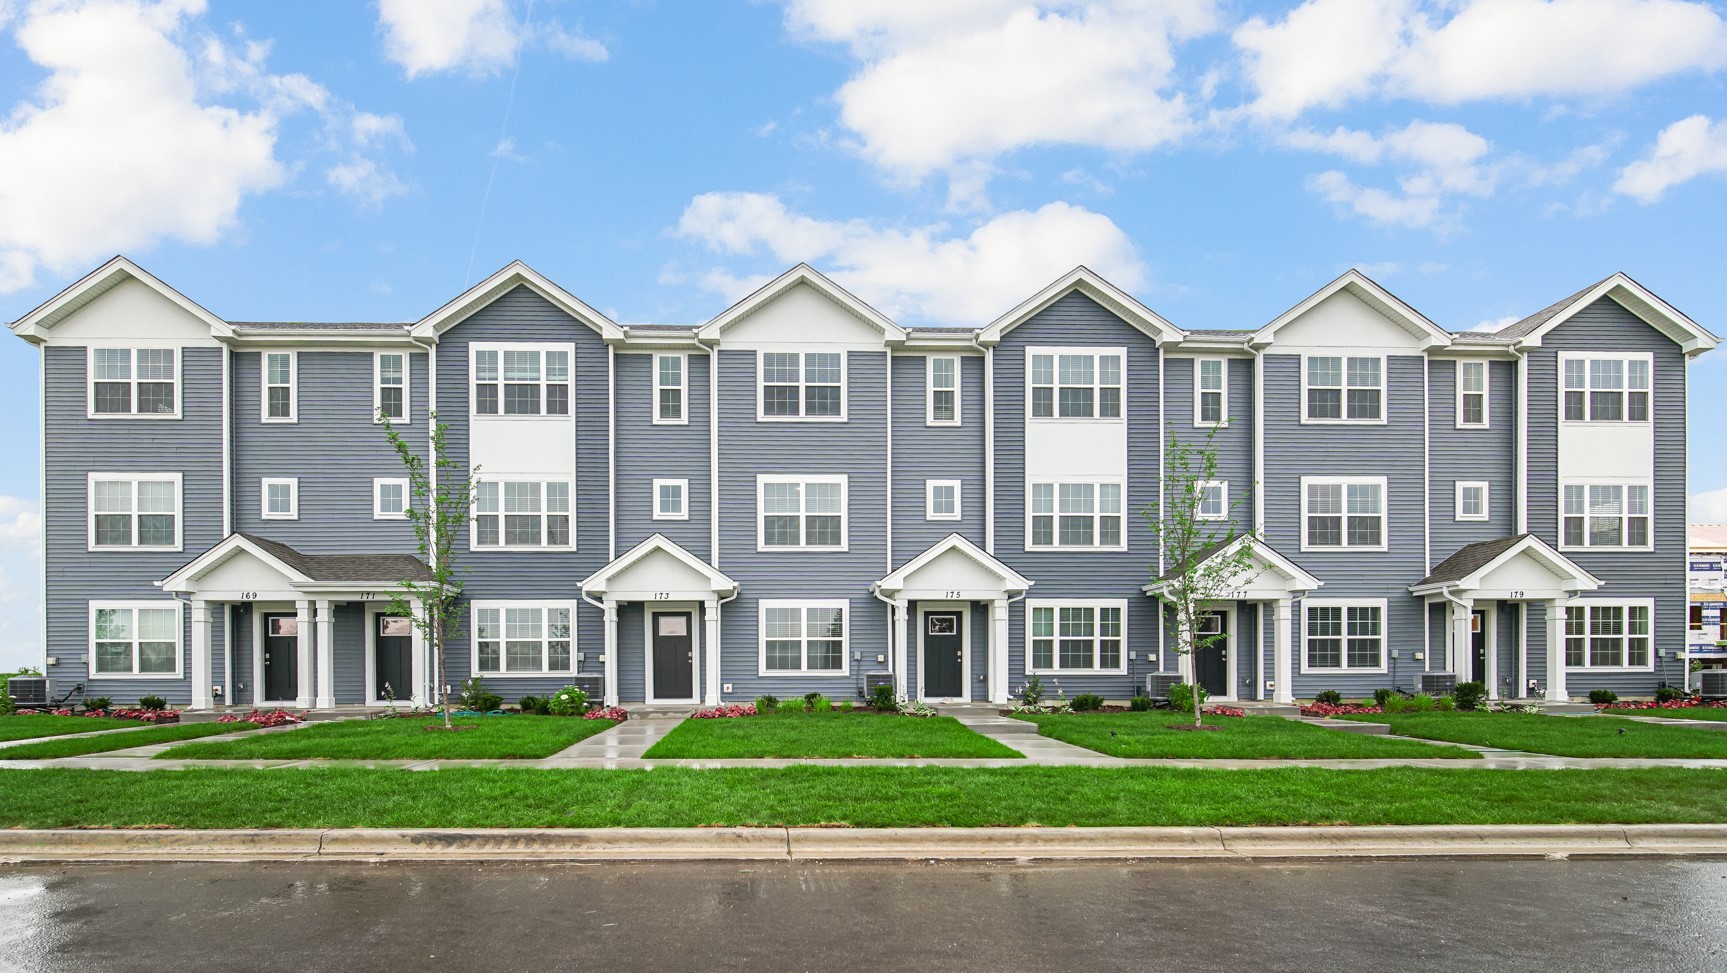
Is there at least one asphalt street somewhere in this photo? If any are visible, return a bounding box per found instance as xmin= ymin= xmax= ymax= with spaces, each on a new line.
xmin=1 ymin=858 xmax=1723 ymax=971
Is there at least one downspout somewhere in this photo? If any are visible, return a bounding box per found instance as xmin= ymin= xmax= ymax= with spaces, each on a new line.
xmin=1438 ymin=586 xmax=1472 ymax=685
xmin=869 ymin=586 xmax=906 ymax=696
xmin=704 ymin=337 xmax=720 ymax=568
xmin=412 ymin=331 xmax=440 ymax=708
xmin=885 ymin=346 xmax=892 ymax=576
xmin=580 ymin=591 xmax=614 ymax=704
xmin=972 ymin=332 xmax=994 ymax=554
xmin=607 ymin=344 xmax=616 ymax=561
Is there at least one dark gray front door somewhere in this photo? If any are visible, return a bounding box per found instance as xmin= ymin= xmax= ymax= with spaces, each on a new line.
xmin=263 ymin=613 xmax=298 ymax=702
xmin=652 ymin=612 xmax=694 ymax=700
xmin=376 ymin=615 xmax=412 ymax=701
xmin=1195 ymin=610 xmax=1228 ymax=697
xmin=1471 ymin=611 xmax=1487 ymax=685
xmin=923 ymin=612 xmax=963 ymax=698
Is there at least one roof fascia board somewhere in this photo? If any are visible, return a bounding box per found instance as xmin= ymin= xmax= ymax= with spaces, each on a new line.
xmin=579 ymin=533 xmax=738 ymax=593
xmin=875 ymin=533 xmax=1032 ymax=592
xmin=980 ymin=267 xmax=1183 ymax=346
xmin=694 ymin=264 xmax=906 ymax=343
xmin=1512 ymin=274 xmax=1719 ymax=355
xmin=158 ymin=535 xmax=313 ymax=591
xmin=11 ymin=256 xmax=235 ymax=343
xmin=1250 ymin=270 xmax=1451 ymax=351
xmin=411 ymin=261 xmax=624 ymax=341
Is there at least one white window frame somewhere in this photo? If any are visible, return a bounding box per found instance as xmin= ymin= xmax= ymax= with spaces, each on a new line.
xmin=1299 ymin=598 xmax=1389 ymax=674
xmin=1194 ymin=357 xmax=1228 ymax=427
xmin=1197 ymin=480 xmax=1228 ymax=521
xmin=926 ymin=479 xmax=961 ymax=521
xmin=1299 ymin=475 xmax=1388 ymax=552
xmin=756 ymin=350 xmax=847 ymax=421
xmin=756 ymin=474 xmax=848 ymax=552
xmin=89 ymin=601 xmax=184 ymax=678
xmin=1560 ymin=351 xmax=1652 ymax=424
xmin=1454 ymin=481 xmax=1489 ymax=522
xmin=653 ymin=353 xmax=688 ymax=425
xmin=1027 ymin=346 xmax=1126 ymax=421
xmin=471 ymin=478 xmax=575 ymax=551
xmin=1025 ymin=599 xmax=1128 ymax=675
xmin=86 ymin=345 xmax=181 ymax=419
xmin=653 ymin=478 xmax=689 ymax=521
xmin=1560 ymin=480 xmax=1653 ymax=551
xmin=927 ymin=355 xmax=961 ymax=426
xmin=470 ymin=600 xmax=580 ymax=677
xmin=1455 ymin=359 xmax=1488 ymax=429
xmin=260 ymin=477 xmax=299 ymax=521
xmin=374 ymin=351 xmax=410 ymax=424
xmin=1301 ymin=354 xmax=1386 ymax=424
xmin=470 ymin=342 xmax=573 ymax=419
xmin=1563 ymin=598 xmax=1655 ymax=672
xmin=758 ymin=599 xmax=850 ymax=676
xmin=1026 ymin=479 xmax=1127 ymax=551
xmin=261 ymin=351 xmax=297 ymax=423
xmin=373 ymin=478 xmax=409 ymax=520
xmin=87 ymin=472 xmax=182 ymax=552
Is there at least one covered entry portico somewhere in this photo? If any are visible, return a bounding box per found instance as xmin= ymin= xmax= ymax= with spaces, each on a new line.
xmin=872 ymin=534 xmax=1033 ymax=704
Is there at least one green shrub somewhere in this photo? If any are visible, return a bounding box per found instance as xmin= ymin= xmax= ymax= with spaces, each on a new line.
xmin=803 ymin=692 xmax=825 ymax=709
xmin=83 ymin=696 xmax=113 ymax=713
xmin=1588 ymin=689 xmax=1619 ymax=705
xmin=1071 ymin=693 xmax=1105 ymax=712
xmin=138 ymin=695 xmax=168 ymax=711
xmin=1314 ymin=689 xmax=1343 ymax=706
xmin=1168 ymin=682 xmax=1209 ymax=713
xmin=1435 ymin=695 xmax=1456 ymax=711
xmin=1372 ymin=688 xmax=1395 ymax=708
xmin=869 ymin=684 xmax=897 ymax=712
xmin=1408 ymin=692 xmax=1436 ymax=712
xmin=1129 ymin=694 xmax=1153 ymax=712
xmin=546 ymin=685 xmax=589 ymax=717
xmin=1018 ymin=675 xmax=1045 ymax=707
xmin=1655 ymin=686 xmax=1690 ymax=703
xmin=517 ymin=694 xmax=552 ymax=715
xmin=779 ymin=698 xmax=808 ymax=714
xmin=1453 ymin=681 xmax=1487 ymax=712
xmin=810 ymin=694 xmax=832 ymax=713
xmin=1382 ymin=695 xmax=1408 ymax=714
xmin=456 ymin=677 xmax=503 ymax=714
xmin=838 ymin=701 xmax=854 ymax=713
xmin=754 ymin=694 xmax=780 ymax=714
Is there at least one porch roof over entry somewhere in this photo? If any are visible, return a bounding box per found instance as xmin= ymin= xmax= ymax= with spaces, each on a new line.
xmin=579 ymin=534 xmax=738 ymax=601
xmin=1142 ymin=535 xmax=1321 ymax=601
xmin=873 ymin=534 xmax=1032 ymax=601
xmin=1410 ymin=533 xmax=1601 ymax=599
xmin=157 ymin=533 xmax=431 ymax=598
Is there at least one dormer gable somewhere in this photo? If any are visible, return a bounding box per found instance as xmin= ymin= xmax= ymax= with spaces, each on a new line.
xmin=979 ymin=266 xmax=1182 ymax=346
xmin=410 ymin=260 xmax=624 ymax=342
xmin=695 ymin=264 xmax=906 ymax=349
xmin=1250 ymin=269 xmax=1450 ymax=353
xmin=1497 ymin=273 xmax=1718 ymax=356
xmin=10 ymin=256 xmax=232 ymax=345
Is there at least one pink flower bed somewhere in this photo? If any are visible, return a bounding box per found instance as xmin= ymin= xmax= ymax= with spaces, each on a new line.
xmin=18 ymin=708 xmax=178 ymax=723
xmin=217 ymin=709 xmax=302 ymax=728
xmin=691 ymin=703 xmax=756 ymax=718
xmin=1299 ymin=702 xmax=1383 ymax=717
xmin=1599 ymin=699 xmax=1727 ymax=711
xmin=1201 ymin=705 xmax=1247 ymax=718
xmin=583 ymin=706 xmax=629 ymax=722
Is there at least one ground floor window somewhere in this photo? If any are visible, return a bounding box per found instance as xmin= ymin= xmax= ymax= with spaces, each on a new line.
xmin=472 ymin=602 xmax=575 ymax=675
xmin=759 ymin=600 xmax=848 ymax=675
xmin=90 ymin=602 xmax=182 ymax=676
xmin=1027 ymin=600 xmax=1125 ymax=673
xmin=1565 ymin=601 xmax=1652 ymax=670
xmin=1302 ymin=600 xmax=1385 ymax=672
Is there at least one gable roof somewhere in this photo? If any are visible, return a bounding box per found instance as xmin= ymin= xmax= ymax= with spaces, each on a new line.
xmin=1492 ymin=273 xmax=1718 ymax=355
xmin=1143 ymin=535 xmax=1320 ymax=596
xmin=979 ymin=266 xmax=1183 ymax=346
xmin=579 ymin=533 xmax=738 ymax=596
xmin=159 ymin=533 xmax=431 ymax=593
xmin=1250 ymin=269 xmax=1451 ymax=350
xmin=9 ymin=255 xmax=234 ymax=343
xmin=873 ymin=533 xmax=1032 ymax=594
xmin=695 ymin=264 xmax=906 ymax=343
xmin=410 ymin=260 xmax=625 ymax=341
xmin=1411 ymin=533 xmax=1600 ymax=593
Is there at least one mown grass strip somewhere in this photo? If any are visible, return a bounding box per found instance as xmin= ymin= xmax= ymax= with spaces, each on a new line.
xmin=1334 ymin=712 xmax=1727 ymax=758
xmin=644 ymin=713 xmax=1022 ymax=759
xmin=0 ymin=715 xmax=152 ymax=742
xmin=1604 ymin=707 xmax=1727 ymax=723
xmin=0 ymin=722 xmax=257 ymax=760
xmin=1020 ymin=712 xmax=1478 ymax=759
xmin=160 ymin=716 xmax=616 ymax=761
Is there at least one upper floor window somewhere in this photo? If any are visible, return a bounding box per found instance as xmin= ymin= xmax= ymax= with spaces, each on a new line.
xmin=474 ymin=479 xmax=572 ymax=549
xmin=1304 ymin=355 xmax=1382 ymax=422
xmin=654 ymin=479 xmax=688 ymax=520
xmin=1302 ymin=476 xmax=1385 ymax=550
xmin=760 ymin=351 xmax=844 ymax=420
xmin=1028 ymin=601 xmax=1125 ymax=673
xmin=1565 ymin=601 xmax=1652 ymax=670
xmin=1196 ymin=358 xmax=1227 ymax=426
xmin=89 ymin=347 xmax=178 ymax=418
xmin=1456 ymin=360 xmax=1488 ymax=428
xmin=1029 ymin=481 xmax=1124 ymax=549
xmin=926 ymin=480 xmax=961 ymax=521
xmin=91 ymin=602 xmax=182 ymax=676
xmin=261 ymin=478 xmax=298 ymax=521
xmin=1029 ymin=349 xmax=1123 ymax=419
xmin=655 ymin=354 xmax=686 ymax=424
xmin=473 ymin=345 xmax=569 ymax=417
xmin=262 ymin=351 xmax=296 ymax=422
xmin=760 ymin=600 xmax=848 ymax=675
xmin=1563 ymin=354 xmax=1649 ymax=422
xmin=374 ymin=478 xmax=409 ymax=520
xmin=1562 ymin=482 xmax=1650 ymax=549
xmin=1302 ymin=601 xmax=1385 ymax=672
xmin=1455 ymin=481 xmax=1488 ymax=522
xmin=473 ymin=602 xmax=574 ymax=676
xmin=89 ymin=473 xmax=180 ymax=551
xmin=1197 ymin=480 xmax=1227 ymax=521
xmin=927 ymin=356 xmax=959 ymax=426
xmin=375 ymin=352 xmax=408 ymax=422
xmin=758 ymin=475 xmax=846 ymax=550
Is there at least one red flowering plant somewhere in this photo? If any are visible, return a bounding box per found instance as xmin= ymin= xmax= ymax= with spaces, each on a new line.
xmin=101 ymin=708 xmax=179 ymax=723
xmin=582 ymin=706 xmax=629 ymax=722
xmin=1201 ymin=705 xmax=1247 ymax=718
xmin=1599 ymin=698 xmax=1727 ymax=711
xmin=691 ymin=703 xmax=756 ymax=718
xmin=217 ymin=709 xmax=303 ymax=728
xmin=1300 ymin=702 xmax=1383 ymax=717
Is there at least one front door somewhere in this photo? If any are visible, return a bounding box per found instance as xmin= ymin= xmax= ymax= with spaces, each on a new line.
xmin=263 ymin=614 xmax=299 ymax=702
xmin=651 ymin=612 xmax=694 ymax=701
xmin=376 ymin=615 xmax=412 ymax=701
xmin=1470 ymin=610 xmax=1487 ymax=685
xmin=923 ymin=611 xmax=963 ymax=699
xmin=1195 ymin=610 xmax=1229 ymax=698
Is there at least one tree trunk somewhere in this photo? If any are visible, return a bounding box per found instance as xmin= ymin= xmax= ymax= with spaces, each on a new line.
xmin=437 ymin=610 xmax=451 ymax=730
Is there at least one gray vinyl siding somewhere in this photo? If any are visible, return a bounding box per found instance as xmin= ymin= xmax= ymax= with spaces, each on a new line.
xmin=995 ymin=292 xmax=1161 ymax=697
xmin=716 ymin=349 xmax=890 ymax=701
xmin=1495 ymin=600 xmax=1521 ymax=698
xmin=1262 ymin=353 xmax=1428 ymax=696
xmin=1525 ymin=296 xmax=1689 ymax=696
xmin=231 ymin=350 xmax=426 ymax=551
xmin=42 ymin=344 xmax=225 ymax=705
xmin=1237 ymin=602 xmax=1260 ymax=700
xmin=333 ymin=603 xmax=365 ymax=704
xmin=617 ymin=604 xmax=645 ymax=703
xmin=1163 ymin=356 xmax=1255 ymax=534
xmin=1428 ymin=359 xmax=1517 ymax=561
xmin=891 ymin=353 xmax=987 ymax=556
xmin=613 ymin=351 xmax=712 ymax=559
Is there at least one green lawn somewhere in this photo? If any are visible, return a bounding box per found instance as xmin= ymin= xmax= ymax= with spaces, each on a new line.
xmin=0 ymin=722 xmax=257 ymax=760
xmin=644 ymin=712 xmax=1022 ymax=759
xmin=1019 ymin=711 xmax=1478 ymax=759
xmin=161 ymin=716 xmax=617 ymax=760
xmin=0 ymin=714 xmax=151 ymax=742
xmin=1605 ymin=707 xmax=1727 ymax=722
xmin=0 ymin=766 xmax=1724 ymax=828
xmin=1335 ymin=712 xmax=1727 ymax=758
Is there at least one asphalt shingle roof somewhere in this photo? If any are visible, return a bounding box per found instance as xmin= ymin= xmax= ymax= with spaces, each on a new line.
xmin=235 ymin=532 xmax=432 ymax=584
xmin=1417 ymin=534 xmax=1531 ymax=587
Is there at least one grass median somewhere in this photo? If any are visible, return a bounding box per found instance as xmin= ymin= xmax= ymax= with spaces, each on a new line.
xmin=0 ymin=715 xmax=154 ymax=742
xmin=160 ymin=716 xmax=617 ymax=761
xmin=1334 ymin=712 xmax=1727 ymax=758
xmin=644 ymin=713 xmax=1022 ymax=759
xmin=1604 ymin=707 xmax=1727 ymax=722
xmin=0 ymin=722 xmax=258 ymax=760
xmin=0 ymin=766 xmax=1724 ymax=828
xmin=1018 ymin=712 xmax=1478 ymax=759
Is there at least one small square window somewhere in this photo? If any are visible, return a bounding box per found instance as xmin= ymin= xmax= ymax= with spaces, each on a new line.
xmin=261 ymin=478 xmax=298 ymax=520
xmin=654 ymin=479 xmax=688 ymax=520
xmin=374 ymin=478 xmax=409 ymax=520
xmin=1455 ymin=481 xmax=1488 ymax=521
xmin=926 ymin=480 xmax=961 ymax=521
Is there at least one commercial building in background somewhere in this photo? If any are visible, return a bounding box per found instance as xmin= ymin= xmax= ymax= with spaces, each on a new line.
xmin=1689 ymin=524 xmax=1727 ymax=682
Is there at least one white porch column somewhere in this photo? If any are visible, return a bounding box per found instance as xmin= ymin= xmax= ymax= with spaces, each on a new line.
xmin=1545 ymin=599 xmax=1569 ymax=701
xmin=190 ymin=599 xmax=212 ymax=710
xmin=1273 ymin=597 xmax=1294 ymax=704
xmin=703 ymin=597 xmax=721 ymax=705
xmin=1485 ymin=606 xmax=1501 ymax=700
xmin=294 ymin=600 xmax=314 ymax=709
xmin=602 ymin=599 xmax=620 ymax=706
xmin=891 ymin=601 xmax=909 ymax=700
xmin=314 ymin=600 xmax=335 ymax=709
xmin=409 ymin=599 xmax=428 ymax=707
xmin=1175 ymin=614 xmax=1194 ymax=684
xmin=1451 ymin=598 xmax=1474 ymax=683
xmin=990 ymin=598 xmax=1010 ymax=705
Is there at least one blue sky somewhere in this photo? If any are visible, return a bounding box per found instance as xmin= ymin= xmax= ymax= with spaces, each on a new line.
xmin=0 ymin=0 xmax=1725 ymax=668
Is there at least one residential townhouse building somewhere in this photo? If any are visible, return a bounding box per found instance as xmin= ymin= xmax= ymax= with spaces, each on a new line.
xmin=9 ymin=257 xmax=1715 ymax=710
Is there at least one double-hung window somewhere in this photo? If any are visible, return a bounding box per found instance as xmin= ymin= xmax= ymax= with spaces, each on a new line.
xmin=1456 ymin=360 xmax=1488 ymax=427
xmin=1028 ymin=601 xmax=1125 ymax=673
xmin=1197 ymin=480 xmax=1227 ymax=521
xmin=760 ymin=600 xmax=848 ymax=675
xmin=473 ymin=480 xmax=572 ymax=549
xmin=261 ymin=352 xmax=296 ymax=422
xmin=375 ymin=352 xmax=408 ymax=422
xmin=1302 ymin=600 xmax=1385 ymax=672
xmin=760 ymin=351 xmax=844 ymax=419
xmin=89 ymin=347 xmax=178 ymax=417
xmin=261 ymin=478 xmax=298 ymax=520
xmin=926 ymin=480 xmax=961 ymax=521
xmin=473 ymin=602 xmax=575 ymax=675
xmin=653 ymin=479 xmax=688 ymax=520
xmin=1561 ymin=482 xmax=1650 ymax=549
xmin=927 ymin=356 xmax=960 ymax=425
xmin=374 ymin=478 xmax=409 ymax=520
xmin=90 ymin=602 xmax=182 ymax=676
xmin=1564 ymin=601 xmax=1652 ymax=669
xmin=1304 ymin=355 xmax=1383 ymax=421
xmin=758 ymin=475 xmax=846 ymax=550
xmin=1029 ymin=481 xmax=1124 ymax=549
xmin=1302 ymin=477 xmax=1386 ymax=550
xmin=654 ymin=354 xmax=686 ymax=424
xmin=1029 ymin=348 xmax=1123 ymax=419
xmin=1562 ymin=354 xmax=1650 ymax=422
xmin=1195 ymin=358 xmax=1227 ymax=425
xmin=88 ymin=473 xmax=180 ymax=551
xmin=1455 ymin=481 xmax=1488 ymax=522
xmin=472 ymin=345 xmax=571 ymax=416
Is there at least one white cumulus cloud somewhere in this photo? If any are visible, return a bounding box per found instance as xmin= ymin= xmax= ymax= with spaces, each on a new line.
xmin=376 ymin=0 xmax=607 ymax=78
xmin=1615 ymin=115 xmax=1727 ymax=202
xmin=1692 ymin=487 xmax=1727 ymax=523
xmin=1297 ymin=120 xmax=1498 ymax=230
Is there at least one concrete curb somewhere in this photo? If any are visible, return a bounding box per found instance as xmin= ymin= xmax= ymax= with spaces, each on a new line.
xmin=5 ymin=824 xmax=1727 ymax=863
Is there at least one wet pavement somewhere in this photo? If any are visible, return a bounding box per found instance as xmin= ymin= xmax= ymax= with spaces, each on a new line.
xmin=0 ymin=858 xmax=1723 ymax=971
